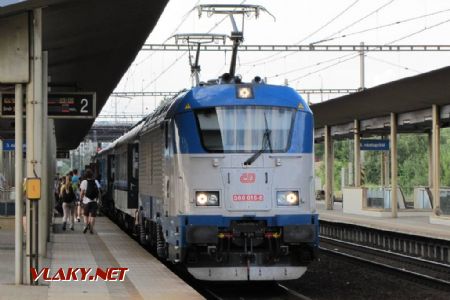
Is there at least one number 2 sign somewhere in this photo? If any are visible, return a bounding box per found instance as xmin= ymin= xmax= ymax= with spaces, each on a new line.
xmin=1 ymin=92 xmax=96 ymax=119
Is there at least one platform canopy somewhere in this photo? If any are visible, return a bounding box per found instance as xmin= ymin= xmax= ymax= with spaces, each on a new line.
xmin=311 ymin=66 xmax=450 ymax=129
xmin=0 ymin=0 xmax=168 ymax=149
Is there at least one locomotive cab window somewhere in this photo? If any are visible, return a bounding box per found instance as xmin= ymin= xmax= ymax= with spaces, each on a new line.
xmin=195 ymin=106 xmax=295 ymax=153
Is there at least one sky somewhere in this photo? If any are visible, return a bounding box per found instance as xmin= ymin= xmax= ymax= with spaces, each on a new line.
xmin=0 ymin=0 xmax=25 ymax=7
xmin=98 ymin=0 xmax=450 ymax=121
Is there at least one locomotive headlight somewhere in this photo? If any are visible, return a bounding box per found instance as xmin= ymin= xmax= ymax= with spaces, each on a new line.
xmin=277 ymin=191 xmax=300 ymax=206
xmin=236 ymin=85 xmax=254 ymax=99
xmin=196 ymin=193 xmax=208 ymax=205
xmin=209 ymin=193 xmax=219 ymax=205
xmin=195 ymin=191 xmax=220 ymax=206
xmin=286 ymin=192 xmax=298 ymax=204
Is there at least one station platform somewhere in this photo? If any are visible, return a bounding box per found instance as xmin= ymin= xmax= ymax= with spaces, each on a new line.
xmin=317 ymin=201 xmax=450 ymax=241
xmin=0 ymin=217 xmax=203 ymax=300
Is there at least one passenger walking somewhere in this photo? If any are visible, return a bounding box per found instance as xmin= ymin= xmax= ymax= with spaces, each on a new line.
xmin=80 ymin=169 xmax=100 ymax=234
xmin=53 ymin=174 xmax=60 ymax=203
xmin=55 ymin=176 xmax=65 ymax=216
xmin=72 ymin=169 xmax=82 ymax=222
xmin=60 ymin=174 xmax=76 ymax=231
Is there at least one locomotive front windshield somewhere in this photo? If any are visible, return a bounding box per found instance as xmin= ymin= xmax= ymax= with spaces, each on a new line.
xmin=195 ymin=106 xmax=295 ymax=153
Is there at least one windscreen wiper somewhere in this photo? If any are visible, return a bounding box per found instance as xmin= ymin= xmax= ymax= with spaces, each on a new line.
xmin=244 ymin=113 xmax=272 ymax=166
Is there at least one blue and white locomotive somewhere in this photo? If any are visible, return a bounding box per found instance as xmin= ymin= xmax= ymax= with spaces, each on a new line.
xmin=97 ymin=5 xmax=318 ymax=280
xmin=97 ymin=78 xmax=318 ymax=281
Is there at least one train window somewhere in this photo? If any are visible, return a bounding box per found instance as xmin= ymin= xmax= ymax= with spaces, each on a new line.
xmin=164 ymin=121 xmax=169 ymax=149
xmin=195 ymin=106 xmax=295 ymax=153
xmin=133 ymin=146 xmax=139 ymax=179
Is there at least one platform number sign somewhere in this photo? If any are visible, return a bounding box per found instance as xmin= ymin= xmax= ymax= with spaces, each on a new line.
xmin=47 ymin=93 xmax=96 ymax=119
xmin=0 ymin=92 xmax=96 ymax=119
xmin=81 ymin=98 xmax=89 ymax=113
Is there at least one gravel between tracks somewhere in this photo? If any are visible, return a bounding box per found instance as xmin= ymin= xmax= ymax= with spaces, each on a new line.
xmin=282 ymin=251 xmax=450 ymax=300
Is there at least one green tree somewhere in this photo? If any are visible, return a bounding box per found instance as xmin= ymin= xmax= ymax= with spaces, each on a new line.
xmin=441 ymin=129 xmax=450 ymax=187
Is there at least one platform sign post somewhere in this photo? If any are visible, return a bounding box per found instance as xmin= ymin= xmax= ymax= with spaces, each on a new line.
xmin=15 ymin=84 xmax=24 ymax=285
xmin=2 ymin=11 xmax=30 ymax=286
xmin=25 ymin=8 xmax=43 ymax=285
xmin=354 ymin=120 xmax=361 ymax=187
xmin=390 ymin=113 xmax=398 ymax=218
xmin=432 ymin=105 xmax=441 ymax=216
xmin=39 ymin=51 xmax=49 ymax=259
xmin=324 ymin=125 xmax=333 ymax=210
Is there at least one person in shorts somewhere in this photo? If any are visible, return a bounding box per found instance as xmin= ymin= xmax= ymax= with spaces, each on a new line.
xmin=80 ymin=169 xmax=100 ymax=234
xmin=60 ymin=174 xmax=75 ymax=231
xmin=71 ymin=169 xmax=81 ymax=222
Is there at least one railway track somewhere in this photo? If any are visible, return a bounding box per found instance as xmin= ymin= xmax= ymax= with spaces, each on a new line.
xmin=319 ymin=220 xmax=450 ymax=265
xmin=107 ymin=214 xmax=312 ymax=300
xmin=109 ymin=209 xmax=450 ymax=299
xmin=320 ymin=236 xmax=450 ymax=290
xmin=202 ymin=282 xmax=312 ymax=300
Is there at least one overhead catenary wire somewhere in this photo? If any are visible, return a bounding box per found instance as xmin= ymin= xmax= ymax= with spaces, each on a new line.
xmin=142 ymin=0 xmax=247 ymax=91
xmin=366 ymin=55 xmax=421 ymax=73
xmin=287 ymin=15 xmax=450 ymax=84
xmin=241 ymin=0 xmax=362 ymax=66
xmin=260 ymin=9 xmax=450 ymax=78
xmin=387 ymin=17 xmax=450 ymax=44
xmin=127 ymin=1 xmax=448 ymax=95
xmin=166 ymin=2 xmax=201 ymax=41
xmin=312 ymin=0 xmax=396 ymax=44
xmin=294 ymin=0 xmax=361 ymax=45
xmin=241 ymin=0 xmax=396 ymax=82
xmin=133 ymin=0 xmax=200 ymax=68
xmin=241 ymin=2 xmax=394 ymax=80
xmin=266 ymin=53 xmax=355 ymax=79
xmin=106 ymin=0 xmax=450 ymax=120
xmin=312 ymin=6 xmax=450 ymax=44
xmin=119 ymin=0 xmax=202 ymax=108
xmin=141 ymin=17 xmax=225 ymax=91
xmin=243 ymin=0 xmax=395 ymax=69
xmin=290 ymin=54 xmax=359 ymax=83
xmin=119 ymin=0 xmax=201 ymax=113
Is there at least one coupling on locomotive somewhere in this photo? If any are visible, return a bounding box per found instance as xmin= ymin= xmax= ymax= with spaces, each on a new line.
xmin=95 ymin=4 xmax=318 ymax=281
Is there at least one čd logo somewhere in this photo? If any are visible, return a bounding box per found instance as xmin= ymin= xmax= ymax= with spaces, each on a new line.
xmin=240 ymin=173 xmax=256 ymax=183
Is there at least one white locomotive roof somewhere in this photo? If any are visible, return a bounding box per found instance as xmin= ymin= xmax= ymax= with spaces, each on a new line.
xmin=98 ymin=90 xmax=187 ymax=155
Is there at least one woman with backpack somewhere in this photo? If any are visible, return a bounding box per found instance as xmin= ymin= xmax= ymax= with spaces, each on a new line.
xmin=60 ymin=174 xmax=76 ymax=231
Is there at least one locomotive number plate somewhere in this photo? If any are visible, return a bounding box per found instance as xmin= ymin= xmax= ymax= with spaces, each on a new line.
xmin=232 ymin=194 xmax=264 ymax=201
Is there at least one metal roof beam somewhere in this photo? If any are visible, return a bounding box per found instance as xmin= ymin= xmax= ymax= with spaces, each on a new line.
xmin=141 ymin=44 xmax=450 ymax=52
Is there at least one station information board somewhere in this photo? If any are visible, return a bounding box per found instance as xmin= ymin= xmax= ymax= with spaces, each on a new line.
xmin=56 ymin=150 xmax=70 ymax=159
xmin=0 ymin=92 xmax=96 ymax=119
xmin=360 ymin=139 xmax=390 ymax=151
xmin=2 ymin=139 xmax=25 ymax=151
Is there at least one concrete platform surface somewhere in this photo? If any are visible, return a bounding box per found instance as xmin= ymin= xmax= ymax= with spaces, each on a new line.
xmin=318 ymin=201 xmax=450 ymax=241
xmin=0 ymin=217 xmax=203 ymax=300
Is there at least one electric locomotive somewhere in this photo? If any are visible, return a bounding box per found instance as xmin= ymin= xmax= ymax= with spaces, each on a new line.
xmin=96 ymin=4 xmax=318 ymax=281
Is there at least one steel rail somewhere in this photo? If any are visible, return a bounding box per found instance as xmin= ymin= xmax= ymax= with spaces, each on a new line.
xmin=277 ymin=283 xmax=313 ymax=300
xmin=320 ymin=236 xmax=450 ymax=268
xmin=319 ymin=237 xmax=450 ymax=287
